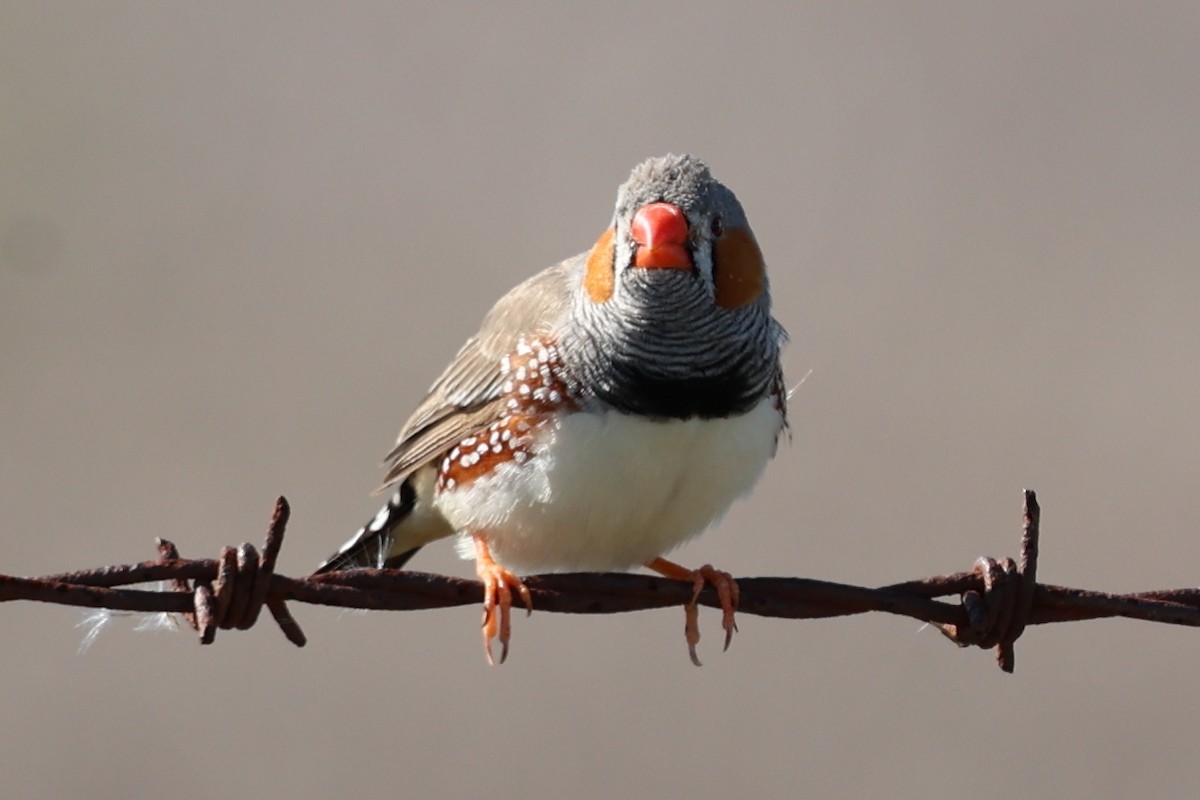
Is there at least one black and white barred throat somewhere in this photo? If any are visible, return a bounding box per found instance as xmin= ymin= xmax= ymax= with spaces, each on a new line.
xmin=560 ymin=268 xmax=782 ymax=420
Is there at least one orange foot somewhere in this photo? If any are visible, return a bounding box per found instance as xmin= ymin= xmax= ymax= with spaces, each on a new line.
xmin=473 ymin=535 xmax=532 ymax=665
xmin=646 ymin=557 xmax=740 ymax=666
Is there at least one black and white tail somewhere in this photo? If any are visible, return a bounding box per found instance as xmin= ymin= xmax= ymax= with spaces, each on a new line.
xmin=314 ymin=481 xmax=420 ymax=573
xmin=313 ymin=465 xmax=454 ymax=574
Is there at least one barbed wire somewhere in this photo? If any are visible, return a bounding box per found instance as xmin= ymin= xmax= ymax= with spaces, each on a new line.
xmin=3 ymin=489 xmax=1198 ymax=672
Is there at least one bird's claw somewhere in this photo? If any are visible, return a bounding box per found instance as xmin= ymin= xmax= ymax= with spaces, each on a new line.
xmin=475 ymin=539 xmax=531 ymax=665
xmin=648 ymin=558 xmax=740 ymax=666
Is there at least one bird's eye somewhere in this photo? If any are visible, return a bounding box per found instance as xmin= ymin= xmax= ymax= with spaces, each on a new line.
xmin=709 ymin=215 xmax=724 ymax=238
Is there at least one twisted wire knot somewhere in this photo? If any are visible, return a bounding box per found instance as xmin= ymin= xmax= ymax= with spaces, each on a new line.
xmin=157 ymin=497 xmax=306 ymax=646
xmin=937 ymin=490 xmax=1040 ymax=672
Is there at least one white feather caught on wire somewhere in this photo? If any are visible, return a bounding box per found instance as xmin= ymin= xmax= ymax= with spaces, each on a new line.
xmin=75 ymin=582 xmax=181 ymax=653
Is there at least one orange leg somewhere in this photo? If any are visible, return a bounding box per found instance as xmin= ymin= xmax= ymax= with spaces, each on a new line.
xmin=473 ymin=534 xmax=532 ymax=665
xmin=646 ymin=557 xmax=739 ymax=666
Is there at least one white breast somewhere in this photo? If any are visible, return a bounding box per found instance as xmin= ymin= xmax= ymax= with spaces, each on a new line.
xmin=434 ymin=397 xmax=783 ymax=572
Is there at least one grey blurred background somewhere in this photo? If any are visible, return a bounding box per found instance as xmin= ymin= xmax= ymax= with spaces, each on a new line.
xmin=4 ymin=3 xmax=1200 ymax=797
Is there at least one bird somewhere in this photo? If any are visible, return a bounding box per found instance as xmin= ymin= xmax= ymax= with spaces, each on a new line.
xmin=315 ymin=154 xmax=788 ymax=665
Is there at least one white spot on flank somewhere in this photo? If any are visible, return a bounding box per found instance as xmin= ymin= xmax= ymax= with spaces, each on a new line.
xmin=368 ymin=506 xmax=390 ymax=532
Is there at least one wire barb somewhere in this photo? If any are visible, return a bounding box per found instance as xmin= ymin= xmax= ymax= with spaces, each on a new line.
xmin=3 ymin=489 xmax=1199 ymax=673
xmin=932 ymin=490 xmax=1042 ymax=671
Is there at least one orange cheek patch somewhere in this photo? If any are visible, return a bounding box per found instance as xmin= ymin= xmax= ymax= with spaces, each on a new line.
xmin=713 ymin=227 xmax=765 ymax=309
xmin=583 ymin=227 xmax=616 ymax=303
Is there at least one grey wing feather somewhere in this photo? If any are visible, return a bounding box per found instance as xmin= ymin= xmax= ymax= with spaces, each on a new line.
xmin=377 ymin=257 xmax=577 ymax=490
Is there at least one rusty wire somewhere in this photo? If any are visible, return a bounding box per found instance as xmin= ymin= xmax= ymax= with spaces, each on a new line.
xmin=3 ymin=489 xmax=1199 ymax=672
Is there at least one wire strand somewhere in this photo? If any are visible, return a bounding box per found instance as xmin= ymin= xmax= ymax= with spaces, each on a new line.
xmin=5 ymin=491 xmax=1198 ymax=673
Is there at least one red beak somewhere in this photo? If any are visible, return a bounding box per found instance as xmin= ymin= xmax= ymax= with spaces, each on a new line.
xmin=631 ymin=202 xmax=693 ymax=270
